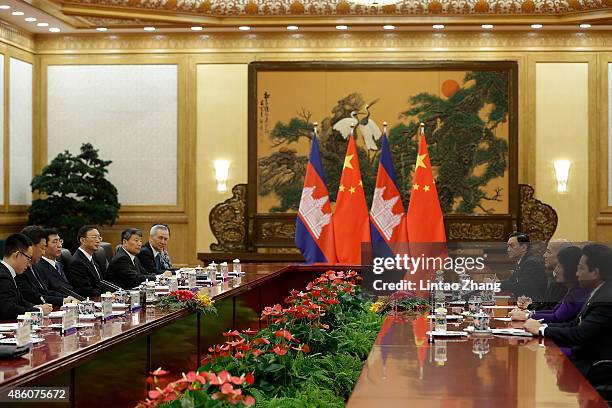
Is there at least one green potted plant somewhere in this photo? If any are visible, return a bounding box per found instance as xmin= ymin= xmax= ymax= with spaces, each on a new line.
xmin=28 ymin=143 xmax=120 ymax=251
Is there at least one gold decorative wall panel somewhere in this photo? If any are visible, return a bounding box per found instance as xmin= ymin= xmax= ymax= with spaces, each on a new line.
xmin=34 ymin=31 xmax=612 ymax=54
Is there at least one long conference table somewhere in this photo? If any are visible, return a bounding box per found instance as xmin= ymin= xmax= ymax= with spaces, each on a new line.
xmin=0 ymin=263 xmax=609 ymax=407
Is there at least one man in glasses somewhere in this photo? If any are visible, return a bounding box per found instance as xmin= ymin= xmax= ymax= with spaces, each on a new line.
xmin=36 ymin=228 xmax=83 ymax=300
xmin=68 ymin=225 xmax=110 ymax=297
xmin=0 ymin=233 xmax=52 ymax=320
xmin=15 ymin=226 xmax=68 ymax=307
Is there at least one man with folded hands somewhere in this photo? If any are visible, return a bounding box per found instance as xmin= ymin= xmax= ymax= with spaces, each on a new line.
xmin=524 ymin=244 xmax=612 ymax=377
xmin=107 ymin=228 xmax=168 ymax=289
xmin=0 ymin=233 xmax=52 ymax=320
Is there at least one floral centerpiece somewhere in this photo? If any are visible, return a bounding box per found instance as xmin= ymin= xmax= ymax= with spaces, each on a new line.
xmin=371 ymin=290 xmax=429 ymax=315
xmin=157 ymin=290 xmax=217 ymax=314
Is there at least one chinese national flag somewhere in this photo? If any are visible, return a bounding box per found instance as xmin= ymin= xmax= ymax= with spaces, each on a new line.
xmin=333 ymin=130 xmax=371 ymax=264
xmin=406 ymin=126 xmax=447 ymax=243
xmin=406 ymin=126 xmax=447 ymax=294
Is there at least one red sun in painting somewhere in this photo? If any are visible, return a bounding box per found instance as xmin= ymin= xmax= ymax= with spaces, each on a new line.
xmin=441 ymin=79 xmax=460 ymax=98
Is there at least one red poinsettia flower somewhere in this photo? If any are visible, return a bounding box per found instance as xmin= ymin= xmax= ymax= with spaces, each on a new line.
xmin=227 ymin=338 xmax=246 ymax=347
xmin=245 ymin=372 xmax=255 ymax=385
xmin=275 ymin=329 xmax=297 ymax=342
xmin=148 ymin=388 xmax=164 ymax=399
xmin=222 ymin=330 xmax=240 ymax=337
xmin=244 ymin=396 xmax=256 ymax=406
xmin=220 ymin=382 xmax=236 ymax=395
xmin=272 ymin=344 xmax=288 ymax=356
xmin=261 ymin=304 xmax=283 ymax=317
xmin=251 ymin=349 xmax=264 ymax=357
xmin=253 ymin=337 xmax=270 ymax=345
xmin=242 ymin=328 xmax=257 ymax=335
xmin=150 ymin=367 xmax=169 ymax=376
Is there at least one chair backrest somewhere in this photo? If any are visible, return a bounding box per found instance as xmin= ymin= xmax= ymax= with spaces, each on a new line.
xmin=93 ymin=242 xmax=114 ymax=270
xmin=58 ymin=248 xmax=72 ymax=268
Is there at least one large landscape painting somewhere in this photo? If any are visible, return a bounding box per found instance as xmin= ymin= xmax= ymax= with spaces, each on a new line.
xmin=248 ymin=61 xmax=518 ymax=246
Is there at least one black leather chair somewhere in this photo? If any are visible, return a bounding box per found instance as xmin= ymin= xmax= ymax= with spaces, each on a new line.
xmin=59 ymin=248 xmax=72 ymax=268
xmin=93 ymin=242 xmax=114 ymax=270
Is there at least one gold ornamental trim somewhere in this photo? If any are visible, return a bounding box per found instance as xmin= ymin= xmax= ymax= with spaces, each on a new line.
xmin=0 ymin=21 xmax=35 ymax=53
xmin=58 ymin=0 xmax=612 ymax=16
xmin=34 ymin=31 xmax=612 ymax=54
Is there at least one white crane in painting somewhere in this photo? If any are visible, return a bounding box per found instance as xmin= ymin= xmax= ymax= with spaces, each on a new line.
xmin=358 ymin=98 xmax=382 ymax=151
xmin=332 ymin=99 xmax=382 ymax=151
xmin=332 ymin=110 xmax=360 ymax=139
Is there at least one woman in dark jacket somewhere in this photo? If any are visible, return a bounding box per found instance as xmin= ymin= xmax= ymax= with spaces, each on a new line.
xmin=510 ymin=246 xmax=589 ymax=323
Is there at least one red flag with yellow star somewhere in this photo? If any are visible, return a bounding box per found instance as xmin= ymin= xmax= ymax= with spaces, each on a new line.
xmin=405 ymin=126 xmax=446 ymax=295
xmin=406 ymin=125 xmax=446 ymax=243
xmin=333 ymin=129 xmax=371 ymax=263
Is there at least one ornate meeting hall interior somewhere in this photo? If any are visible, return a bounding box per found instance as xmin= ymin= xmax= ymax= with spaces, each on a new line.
xmin=0 ymin=0 xmax=611 ymax=406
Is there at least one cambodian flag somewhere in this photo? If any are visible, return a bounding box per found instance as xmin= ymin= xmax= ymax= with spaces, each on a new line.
xmin=370 ymin=129 xmax=407 ymax=255
xmin=295 ymin=128 xmax=337 ymax=263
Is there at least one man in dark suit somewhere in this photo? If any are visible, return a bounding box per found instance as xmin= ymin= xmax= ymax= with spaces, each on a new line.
xmin=107 ymin=228 xmax=160 ymax=289
xmin=516 ymin=238 xmax=573 ymax=312
xmin=0 ymin=233 xmax=52 ymax=320
xmin=137 ymin=224 xmax=173 ymax=275
xmin=525 ymin=244 xmax=612 ymax=377
xmin=15 ymin=226 xmax=67 ymax=307
xmin=500 ymin=232 xmax=547 ymax=301
xmin=36 ymin=228 xmax=83 ymax=301
xmin=68 ymin=225 xmax=114 ymax=297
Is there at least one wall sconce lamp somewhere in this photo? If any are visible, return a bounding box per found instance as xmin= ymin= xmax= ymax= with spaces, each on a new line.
xmin=553 ymin=160 xmax=571 ymax=193
xmin=214 ymin=160 xmax=230 ymax=193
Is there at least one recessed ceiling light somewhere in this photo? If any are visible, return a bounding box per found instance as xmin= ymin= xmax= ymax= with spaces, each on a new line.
xmin=287 ymin=25 xmax=298 ymax=31
xmin=49 ymin=27 xmax=60 ymax=33
xmin=36 ymin=22 xmax=49 ymax=27
xmin=11 ymin=11 xmax=24 ymax=16
xmin=96 ymin=27 xmax=108 ymax=32
xmin=336 ymin=25 xmax=348 ymax=30
xmin=25 ymin=17 xmax=36 ymax=22
xmin=531 ymin=24 xmax=543 ymax=29
xmin=190 ymin=26 xmax=203 ymax=31
xmin=0 ymin=5 xmax=10 ymax=10
xmin=383 ymin=25 xmax=395 ymax=30
xmin=580 ymin=23 xmax=591 ymax=29
xmin=144 ymin=26 xmax=155 ymax=31
xmin=432 ymin=24 xmax=445 ymax=30
xmin=238 ymin=26 xmax=251 ymax=31
xmin=481 ymin=24 xmax=494 ymax=29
